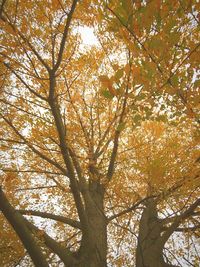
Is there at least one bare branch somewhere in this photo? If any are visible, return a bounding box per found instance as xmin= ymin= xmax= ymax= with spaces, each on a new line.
xmin=48 ymin=73 xmax=89 ymax=232
xmin=18 ymin=209 xmax=81 ymax=229
xmin=175 ymin=223 xmax=200 ymax=232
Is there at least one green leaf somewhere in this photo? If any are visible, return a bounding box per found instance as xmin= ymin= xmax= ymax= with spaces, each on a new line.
xmin=148 ymin=38 xmax=161 ymax=49
xmin=155 ymin=12 xmax=162 ymax=29
xmin=145 ymin=110 xmax=152 ymax=119
xmin=157 ymin=115 xmax=167 ymax=122
xmin=115 ymin=69 xmax=124 ymax=81
xmin=165 ymin=19 xmax=177 ymax=33
xmin=170 ymin=75 xmax=179 ymax=86
xmin=133 ymin=114 xmax=142 ymax=124
xmin=101 ymin=89 xmax=113 ymax=99
xmin=116 ymin=122 xmax=126 ymax=132
xmin=160 ymin=104 xmax=165 ymax=110
xmin=170 ymin=32 xmax=181 ymax=46
xmin=194 ymin=79 xmax=200 ymax=88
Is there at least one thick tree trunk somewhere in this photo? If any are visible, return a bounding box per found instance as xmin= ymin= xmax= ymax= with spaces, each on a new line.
xmin=75 ymin=181 xmax=107 ymax=267
xmin=136 ymin=199 xmax=177 ymax=267
xmin=76 ymin=213 xmax=107 ymax=267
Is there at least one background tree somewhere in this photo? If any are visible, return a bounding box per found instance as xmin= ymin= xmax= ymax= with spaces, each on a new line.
xmin=107 ymin=120 xmax=200 ymax=266
xmin=0 ymin=0 xmax=199 ymax=266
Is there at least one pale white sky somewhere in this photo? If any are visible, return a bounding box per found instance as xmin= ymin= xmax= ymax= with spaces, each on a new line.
xmin=79 ymin=26 xmax=99 ymax=46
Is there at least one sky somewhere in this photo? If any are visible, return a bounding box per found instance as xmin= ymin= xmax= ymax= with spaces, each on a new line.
xmin=79 ymin=26 xmax=99 ymax=46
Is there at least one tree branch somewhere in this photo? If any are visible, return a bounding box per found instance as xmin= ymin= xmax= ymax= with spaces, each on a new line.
xmin=3 ymin=62 xmax=47 ymax=101
xmin=0 ymin=187 xmax=49 ymax=267
xmin=161 ymin=198 xmax=200 ymax=245
xmin=175 ymin=223 xmax=200 ymax=232
xmin=0 ymin=114 xmax=68 ymax=176
xmin=106 ymin=76 xmax=129 ymax=180
xmin=54 ymin=0 xmax=78 ymax=71
xmin=23 ymin=217 xmax=78 ymax=266
xmin=48 ymin=75 xmax=88 ymax=232
xmin=18 ymin=209 xmax=81 ymax=229
xmin=0 ymin=0 xmax=6 ymax=18
xmin=108 ymin=195 xmax=156 ymax=222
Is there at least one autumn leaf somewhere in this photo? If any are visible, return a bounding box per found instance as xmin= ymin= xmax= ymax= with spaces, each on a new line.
xmin=0 ymin=0 xmax=199 ymax=266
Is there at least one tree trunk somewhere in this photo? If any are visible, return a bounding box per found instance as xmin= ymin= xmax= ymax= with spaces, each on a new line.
xmin=75 ymin=181 xmax=107 ymax=267
xmin=0 ymin=181 xmax=108 ymax=267
xmin=0 ymin=185 xmax=107 ymax=267
xmin=136 ymin=199 xmax=177 ymax=267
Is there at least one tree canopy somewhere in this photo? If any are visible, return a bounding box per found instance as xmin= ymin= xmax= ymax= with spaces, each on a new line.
xmin=0 ymin=0 xmax=199 ymax=266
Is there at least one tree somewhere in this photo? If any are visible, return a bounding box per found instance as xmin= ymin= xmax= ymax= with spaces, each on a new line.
xmin=0 ymin=192 xmax=25 ymax=266
xmin=112 ymin=121 xmax=200 ymax=266
xmin=0 ymin=0 xmax=199 ymax=266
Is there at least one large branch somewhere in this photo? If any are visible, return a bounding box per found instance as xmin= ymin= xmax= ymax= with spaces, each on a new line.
xmin=106 ymin=81 xmax=129 ymax=180
xmin=24 ymin=218 xmax=78 ymax=266
xmin=175 ymin=223 xmax=200 ymax=232
xmin=48 ymin=75 xmax=88 ymax=232
xmin=106 ymin=131 xmax=120 ymax=180
xmin=0 ymin=187 xmax=49 ymax=267
xmin=46 ymin=1 xmax=89 ymax=228
xmin=161 ymin=198 xmax=200 ymax=245
xmin=54 ymin=0 xmax=78 ymax=71
xmin=18 ymin=209 xmax=81 ymax=229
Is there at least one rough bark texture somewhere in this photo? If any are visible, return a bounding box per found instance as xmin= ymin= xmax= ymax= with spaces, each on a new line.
xmin=136 ymin=199 xmax=178 ymax=267
xmin=75 ymin=181 xmax=107 ymax=267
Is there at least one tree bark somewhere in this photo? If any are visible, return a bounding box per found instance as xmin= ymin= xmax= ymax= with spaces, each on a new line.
xmin=136 ymin=199 xmax=178 ymax=267
xmin=0 ymin=181 xmax=108 ymax=267
xmin=0 ymin=187 xmax=49 ymax=267
xmin=75 ymin=181 xmax=107 ymax=267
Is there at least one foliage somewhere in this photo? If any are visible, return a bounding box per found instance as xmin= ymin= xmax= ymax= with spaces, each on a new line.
xmin=0 ymin=0 xmax=199 ymax=266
